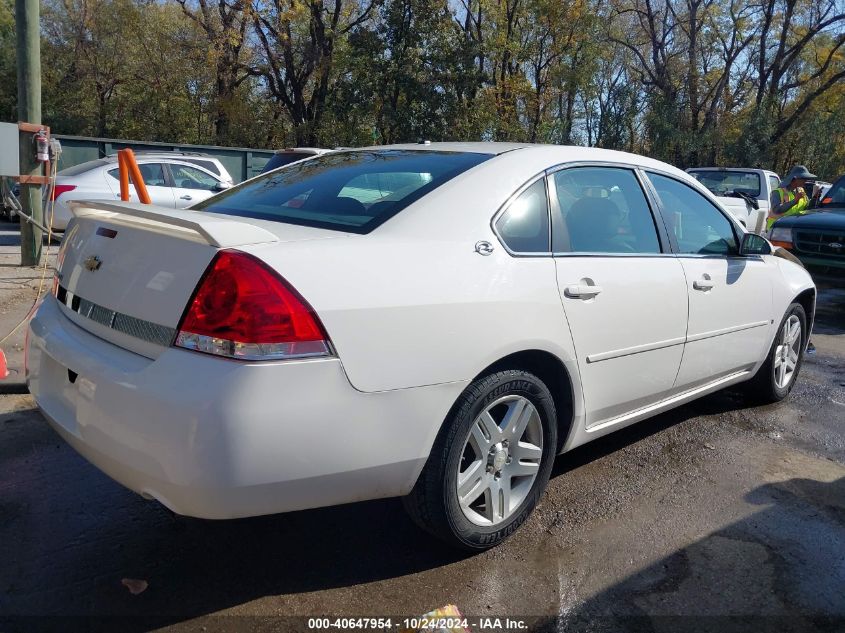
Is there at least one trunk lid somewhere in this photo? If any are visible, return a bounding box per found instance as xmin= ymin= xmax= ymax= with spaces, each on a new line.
xmin=56 ymin=201 xmax=344 ymax=358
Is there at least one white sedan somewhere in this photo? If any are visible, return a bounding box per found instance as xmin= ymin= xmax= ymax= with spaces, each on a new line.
xmin=44 ymin=154 xmax=233 ymax=230
xmin=26 ymin=143 xmax=814 ymax=550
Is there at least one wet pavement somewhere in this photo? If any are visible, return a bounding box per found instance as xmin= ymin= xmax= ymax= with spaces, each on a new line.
xmin=0 ymin=279 xmax=843 ymax=632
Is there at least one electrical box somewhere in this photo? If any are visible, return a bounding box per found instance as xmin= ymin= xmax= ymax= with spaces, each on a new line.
xmin=0 ymin=122 xmax=20 ymax=177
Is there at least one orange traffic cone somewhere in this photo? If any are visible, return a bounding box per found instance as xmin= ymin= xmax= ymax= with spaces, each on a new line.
xmin=0 ymin=349 xmax=8 ymax=379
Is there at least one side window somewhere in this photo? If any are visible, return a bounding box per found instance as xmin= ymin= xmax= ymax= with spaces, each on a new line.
xmin=108 ymin=164 xmax=167 ymax=187
xmin=769 ymin=175 xmax=780 ymax=195
xmin=137 ymin=163 xmax=167 ymax=187
xmin=495 ymin=179 xmax=550 ymax=253
xmin=552 ymin=167 xmax=660 ymax=254
xmin=185 ymin=159 xmax=221 ymax=176
xmin=170 ymin=164 xmax=219 ymax=191
xmin=647 ymin=173 xmax=737 ymax=255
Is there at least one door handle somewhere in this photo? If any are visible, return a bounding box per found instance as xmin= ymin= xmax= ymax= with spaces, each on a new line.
xmin=565 ymin=284 xmax=603 ymax=298
xmin=693 ymin=278 xmax=714 ymax=291
xmin=180 ymin=194 xmax=193 ymax=200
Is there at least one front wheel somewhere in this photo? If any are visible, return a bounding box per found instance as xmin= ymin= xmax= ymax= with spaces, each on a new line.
xmin=745 ymin=302 xmax=807 ymax=403
xmin=403 ymin=370 xmax=557 ymax=551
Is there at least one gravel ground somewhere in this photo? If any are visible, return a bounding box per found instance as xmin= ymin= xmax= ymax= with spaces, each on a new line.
xmin=0 ymin=222 xmax=842 ymax=632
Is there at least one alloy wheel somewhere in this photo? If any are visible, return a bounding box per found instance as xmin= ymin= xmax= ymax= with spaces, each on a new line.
xmin=774 ymin=314 xmax=802 ymax=389
xmin=456 ymin=395 xmax=544 ymax=526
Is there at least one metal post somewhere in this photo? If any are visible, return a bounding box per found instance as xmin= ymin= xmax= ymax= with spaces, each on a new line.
xmin=16 ymin=0 xmax=42 ymax=266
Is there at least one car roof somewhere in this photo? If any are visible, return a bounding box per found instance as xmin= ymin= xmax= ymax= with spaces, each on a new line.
xmin=94 ymin=154 xmax=220 ymax=165
xmin=350 ymin=142 xmax=534 ymax=155
xmin=57 ymin=155 xmax=223 ymax=179
xmin=687 ymin=166 xmax=779 ymax=175
xmin=105 ymin=151 xmax=221 ymax=159
xmin=273 ymin=147 xmax=332 ymax=155
xmin=338 ymin=143 xmax=691 ymax=177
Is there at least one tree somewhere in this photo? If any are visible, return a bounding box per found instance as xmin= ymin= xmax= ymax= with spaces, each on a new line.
xmin=174 ymin=0 xmax=254 ymax=144
xmin=0 ymin=0 xmax=15 ymax=122
xmin=252 ymin=0 xmax=377 ymax=145
xmin=747 ymin=0 xmax=845 ymax=161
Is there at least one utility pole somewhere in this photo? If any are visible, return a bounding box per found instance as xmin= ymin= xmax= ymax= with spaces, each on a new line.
xmin=16 ymin=0 xmax=42 ymax=266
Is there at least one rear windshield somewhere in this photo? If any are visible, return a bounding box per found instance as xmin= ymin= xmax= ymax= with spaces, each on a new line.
xmin=195 ymin=150 xmax=493 ymax=233
xmin=59 ymin=158 xmax=111 ymax=176
xmin=688 ymin=170 xmax=762 ymax=199
xmin=261 ymin=152 xmax=315 ymax=173
xmin=821 ymin=177 xmax=845 ymax=208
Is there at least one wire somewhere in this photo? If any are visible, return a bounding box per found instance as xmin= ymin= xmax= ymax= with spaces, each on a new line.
xmin=0 ymin=154 xmax=59 ymax=346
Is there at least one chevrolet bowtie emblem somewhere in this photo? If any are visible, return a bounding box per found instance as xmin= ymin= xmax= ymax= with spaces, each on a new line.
xmin=84 ymin=255 xmax=102 ymax=272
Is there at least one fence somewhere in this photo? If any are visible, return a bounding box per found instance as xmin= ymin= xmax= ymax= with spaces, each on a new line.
xmin=53 ymin=135 xmax=276 ymax=183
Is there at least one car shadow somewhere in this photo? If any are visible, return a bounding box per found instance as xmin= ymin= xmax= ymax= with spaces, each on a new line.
xmin=0 ymin=383 xmax=763 ymax=631
xmin=2 ymin=281 xmax=840 ymax=630
xmin=551 ymin=386 xmax=754 ymax=479
xmin=530 ymin=476 xmax=845 ymax=632
xmin=812 ymin=283 xmax=845 ymax=335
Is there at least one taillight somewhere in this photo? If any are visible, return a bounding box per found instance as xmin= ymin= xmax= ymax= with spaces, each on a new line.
xmin=174 ymin=250 xmax=331 ymax=361
xmin=50 ymin=184 xmax=76 ymax=201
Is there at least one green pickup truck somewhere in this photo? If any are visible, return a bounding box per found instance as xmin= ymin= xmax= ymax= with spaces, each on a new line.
xmin=769 ymin=174 xmax=845 ymax=273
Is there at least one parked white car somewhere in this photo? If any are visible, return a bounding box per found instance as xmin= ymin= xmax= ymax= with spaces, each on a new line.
xmin=27 ymin=144 xmax=815 ymax=550
xmin=687 ymin=167 xmax=781 ymax=231
xmin=45 ymin=153 xmax=233 ymax=230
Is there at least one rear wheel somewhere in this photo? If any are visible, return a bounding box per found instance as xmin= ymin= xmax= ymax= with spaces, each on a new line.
xmin=403 ymin=370 xmax=557 ymax=551
xmin=745 ymin=302 xmax=806 ymax=403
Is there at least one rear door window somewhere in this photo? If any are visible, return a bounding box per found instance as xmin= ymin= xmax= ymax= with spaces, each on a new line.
xmin=107 ymin=163 xmax=168 ymax=187
xmin=195 ymin=150 xmax=492 ymax=233
xmin=552 ymin=167 xmax=661 ymax=254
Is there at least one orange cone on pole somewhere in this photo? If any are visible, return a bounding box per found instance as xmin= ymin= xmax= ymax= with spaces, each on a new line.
xmin=118 ymin=149 xmax=131 ymax=201
xmin=117 ymin=148 xmax=152 ymax=204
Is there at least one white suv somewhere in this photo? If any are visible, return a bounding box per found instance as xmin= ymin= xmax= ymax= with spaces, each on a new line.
xmin=45 ymin=154 xmax=233 ymax=230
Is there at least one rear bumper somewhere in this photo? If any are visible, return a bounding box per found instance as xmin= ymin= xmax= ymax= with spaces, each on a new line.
xmin=27 ymin=296 xmax=465 ymax=519
xmin=45 ymin=199 xmax=71 ymax=230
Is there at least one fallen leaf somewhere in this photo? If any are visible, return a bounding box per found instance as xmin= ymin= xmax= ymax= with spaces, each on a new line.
xmin=121 ymin=578 xmax=148 ymax=595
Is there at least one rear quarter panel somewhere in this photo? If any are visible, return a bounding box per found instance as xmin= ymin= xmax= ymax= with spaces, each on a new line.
xmin=241 ymin=148 xmax=591 ymax=394
xmin=246 ymin=235 xmax=576 ymax=394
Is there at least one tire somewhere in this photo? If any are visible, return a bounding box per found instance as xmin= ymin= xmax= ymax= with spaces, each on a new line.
xmin=744 ymin=302 xmax=807 ymax=403
xmin=403 ymin=370 xmax=557 ymax=551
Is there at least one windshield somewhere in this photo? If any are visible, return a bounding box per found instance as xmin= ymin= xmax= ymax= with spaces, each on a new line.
xmin=820 ymin=176 xmax=845 ymax=209
xmin=194 ymin=149 xmax=493 ymax=233
xmin=688 ymin=170 xmax=762 ymax=199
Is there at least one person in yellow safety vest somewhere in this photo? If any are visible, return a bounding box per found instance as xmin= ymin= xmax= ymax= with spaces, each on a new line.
xmin=767 ymin=165 xmax=817 ymax=230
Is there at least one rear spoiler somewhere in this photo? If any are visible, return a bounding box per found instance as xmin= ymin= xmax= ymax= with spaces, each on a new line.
xmin=69 ymin=200 xmax=279 ymax=248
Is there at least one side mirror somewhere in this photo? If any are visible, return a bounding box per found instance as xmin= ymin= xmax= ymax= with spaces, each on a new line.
xmin=739 ymin=232 xmax=772 ymax=256
xmin=213 ymin=181 xmax=232 ymax=192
